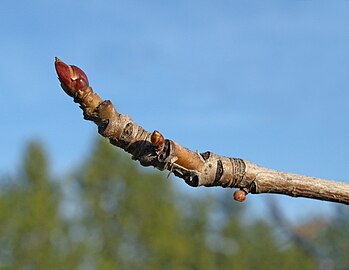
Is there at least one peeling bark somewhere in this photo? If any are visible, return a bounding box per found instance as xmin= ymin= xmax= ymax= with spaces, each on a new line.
xmin=54 ymin=57 xmax=349 ymax=205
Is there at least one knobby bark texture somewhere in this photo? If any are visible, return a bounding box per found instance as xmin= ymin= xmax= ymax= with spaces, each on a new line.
xmin=54 ymin=57 xmax=349 ymax=205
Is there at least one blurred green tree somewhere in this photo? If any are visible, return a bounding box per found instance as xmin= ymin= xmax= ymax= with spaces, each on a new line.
xmin=315 ymin=205 xmax=349 ymax=269
xmin=74 ymin=138 xmax=214 ymax=269
xmin=0 ymin=139 xmax=320 ymax=269
xmin=0 ymin=141 xmax=76 ymax=269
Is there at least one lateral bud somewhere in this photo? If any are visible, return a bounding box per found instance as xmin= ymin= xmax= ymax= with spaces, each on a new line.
xmin=233 ymin=189 xmax=247 ymax=202
xmin=151 ymin=130 xmax=165 ymax=150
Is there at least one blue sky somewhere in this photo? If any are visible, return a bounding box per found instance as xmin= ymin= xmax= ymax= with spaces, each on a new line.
xmin=1 ymin=0 xmax=349 ymax=221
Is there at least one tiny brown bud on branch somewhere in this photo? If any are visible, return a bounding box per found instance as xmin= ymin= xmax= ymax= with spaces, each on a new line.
xmin=234 ymin=189 xmax=247 ymax=202
xmin=151 ymin=130 xmax=165 ymax=149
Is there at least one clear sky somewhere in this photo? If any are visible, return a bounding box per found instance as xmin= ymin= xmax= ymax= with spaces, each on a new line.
xmin=1 ymin=0 xmax=349 ymax=221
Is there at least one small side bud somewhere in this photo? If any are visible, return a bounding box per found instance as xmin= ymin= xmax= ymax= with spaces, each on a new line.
xmin=70 ymin=65 xmax=89 ymax=91
xmin=151 ymin=130 xmax=164 ymax=148
xmin=55 ymin=57 xmax=89 ymax=96
xmin=234 ymin=189 xmax=247 ymax=202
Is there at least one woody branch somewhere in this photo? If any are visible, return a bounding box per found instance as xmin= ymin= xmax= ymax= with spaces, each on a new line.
xmin=54 ymin=57 xmax=349 ymax=205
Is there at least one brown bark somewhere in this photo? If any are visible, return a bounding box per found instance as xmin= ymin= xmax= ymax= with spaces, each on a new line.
xmin=54 ymin=57 xmax=349 ymax=205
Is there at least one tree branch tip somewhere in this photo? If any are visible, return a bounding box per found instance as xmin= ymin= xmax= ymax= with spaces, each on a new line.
xmin=54 ymin=57 xmax=89 ymax=97
xmin=55 ymin=58 xmax=349 ymax=205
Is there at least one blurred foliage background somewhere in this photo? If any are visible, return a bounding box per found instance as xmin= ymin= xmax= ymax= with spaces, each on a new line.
xmin=0 ymin=138 xmax=348 ymax=270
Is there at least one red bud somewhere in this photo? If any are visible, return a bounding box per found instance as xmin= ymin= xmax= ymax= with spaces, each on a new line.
xmin=55 ymin=58 xmax=72 ymax=89
xmin=55 ymin=57 xmax=89 ymax=96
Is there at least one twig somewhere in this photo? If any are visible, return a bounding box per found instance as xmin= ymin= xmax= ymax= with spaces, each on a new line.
xmin=54 ymin=57 xmax=349 ymax=205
